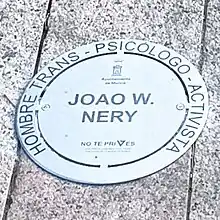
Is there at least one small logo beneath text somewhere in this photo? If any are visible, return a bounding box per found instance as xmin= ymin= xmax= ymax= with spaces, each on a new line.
xmin=112 ymin=60 xmax=123 ymax=76
xmin=102 ymin=60 xmax=130 ymax=85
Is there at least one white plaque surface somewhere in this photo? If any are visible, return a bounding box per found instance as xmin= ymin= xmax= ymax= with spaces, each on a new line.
xmin=16 ymin=40 xmax=208 ymax=184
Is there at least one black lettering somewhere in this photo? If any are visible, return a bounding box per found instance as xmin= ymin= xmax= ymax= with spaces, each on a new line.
xmin=68 ymin=94 xmax=79 ymax=105
xmin=68 ymin=52 xmax=80 ymax=62
xmin=111 ymin=93 xmax=125 ymax=105
xmin=95 ymin=94 xmax=109 ymax=105
xmin=176 ymin=139 xmax=189 ymax=148
xmin=148 ymin=46 xmax=156 ymax=56
xmin=29 ymin=81 xmax=42 ymax=89
xmin=189 ymin=116 xmax=202 ymax=126
xmin=36 ymin=73 xmax=52 ymax=83
xmin=120 ymin=41 xmax=123 ymax=50
xmin=190 ymin=112 xmax=203 ymax=115
xmin=20 ymin=104 xmax=34 ymax=113
xmin=158 ymin=50 xmax=170 ymax=60
xmin=191 ymin=103 xmax=205 ymax=111
xmin=111 ymin=111 xmax=123 ymax=122
xmin=19 ymin=114 xmax=33 ymax=123
xmin=133 ymin=93 xmax=151 ymax=104
xmin=169 ymin=57 xmax=182 ymax=67
xmin=29 ymin=143 xmax=46 ymax=156
xmin=108 ymin=41 xmax=117 ymax=51
xmin=82 ymin=111 xmax=95 ymax=122
xmin=20 ymin=123 xmax=34 ymax=135
xmin=125 ymin=111 xmax=137 ymax=122
xmin=81 ymin=94 xmax=95 ymax=105
xmin=96 ymin=43 xmax=105 ymax=53
xmin=117 ymin=140 xmax=126 ymax=146
xmin=181 ymin=128 xmax=195 ymax=138
xmin=188 ymin=85 xmax=202 ymax=93
xmin=97 ymin=111 xmax=109 ymax=122
xmin=137 ymin=43 xmax=149 ymax=52
xmin=166 ymin=142 xmax=180 ymax=152
xmin=55 ymin=57 xmax=70 ymax=68
xmin=191 ymin=93 xmax=204 ymax=102
xmin=186 ymin=124 xmax=198 ymax=129
xmin=24 ymin=135 xmax=38 ymax=145
xmin=125 ymin=41 xmax=136 ymax=51
xmin=23 ymin=95 xmax=37 ymax=103
xmin=48 ymin=66 xmax=60 ymax=75
xmin=178 ymin=64 xmax=190 ymax=74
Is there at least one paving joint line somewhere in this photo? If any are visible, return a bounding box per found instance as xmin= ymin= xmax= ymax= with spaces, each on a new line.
xmin=2 ymin=94 xmax=15 ymax=108
xmin=1 ymin=0 xmax=53 ymax=219
xmin=185 ymin=0 xmax=210 ymax=219
xmin=186 ymin=143 xmax=196 ymax=220
xmin=2 ymin=152 xmax=20 ymax=220
xmin=198 ymin=0 xmax=209 ymax=75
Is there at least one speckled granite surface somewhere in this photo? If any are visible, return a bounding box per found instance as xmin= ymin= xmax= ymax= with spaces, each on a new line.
xmin=1 ymin=0 xmax=219 ymax=219
xmin=0 ymin=0 xmax=47 ymax=218
xmin=190 ymin=0 xmax=220 ymax=219
xmin=0 ymin=152 xmax=15 ymax=220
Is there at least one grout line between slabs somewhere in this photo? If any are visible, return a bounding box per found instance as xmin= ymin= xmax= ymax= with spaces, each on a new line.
xmin=33 ymin=0 xmax=53 ymax=77
xmin=186 ymin=143 xmax=196 ymax=220
xmin=185 ymin=0 xmax=209 ymax=219
xmin=2 ymin=154 xmax=20 ymax=220
xmin=2 ymin=95 xmax=15 ymax=108
xmin=0 ymin=152 xmax=15 ymax=220
xmin=1 ymin=0 xmax=53 ymax=219
xmin=198 ymin=0 xmax=210 ymax=76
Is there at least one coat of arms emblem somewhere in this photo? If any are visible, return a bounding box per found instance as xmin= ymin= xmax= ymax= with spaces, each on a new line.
xmin=112 ymin=60 xmax=123 ymax=76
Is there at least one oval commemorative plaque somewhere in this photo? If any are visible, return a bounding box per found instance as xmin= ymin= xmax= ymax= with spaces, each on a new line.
xmin=16 ymin=40 xmax=208 ymax=184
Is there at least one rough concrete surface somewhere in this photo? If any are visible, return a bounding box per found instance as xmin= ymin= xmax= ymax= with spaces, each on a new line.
xmin=1 ymin=0 xmax=219 ymax=219
xmin=0 ymin=0 xmax=48 ymax=219
xmin=190 ymin=0 xmax=220 ymax=219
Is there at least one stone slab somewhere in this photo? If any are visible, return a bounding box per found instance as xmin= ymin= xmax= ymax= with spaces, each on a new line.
xmin=6 ymin=0 xmax=207 ymax=219
xmin=0 ymin=0 xmax=48 ymax=218
xmin=190 ymin=1 xmax=220 ymax=219
xmin=0 ymin=151 xmax=16 ymax=220
xmin=0 ymin=97 xmax=16 ymax=219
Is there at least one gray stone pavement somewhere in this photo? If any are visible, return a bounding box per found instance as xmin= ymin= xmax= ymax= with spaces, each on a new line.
xmin=0 ymin=0 xmax=48 ymax=219
xmin=190 ymin=0 xmax=220 ymax=219
xmin=0 ymin=0 xmax=219 ymax=219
